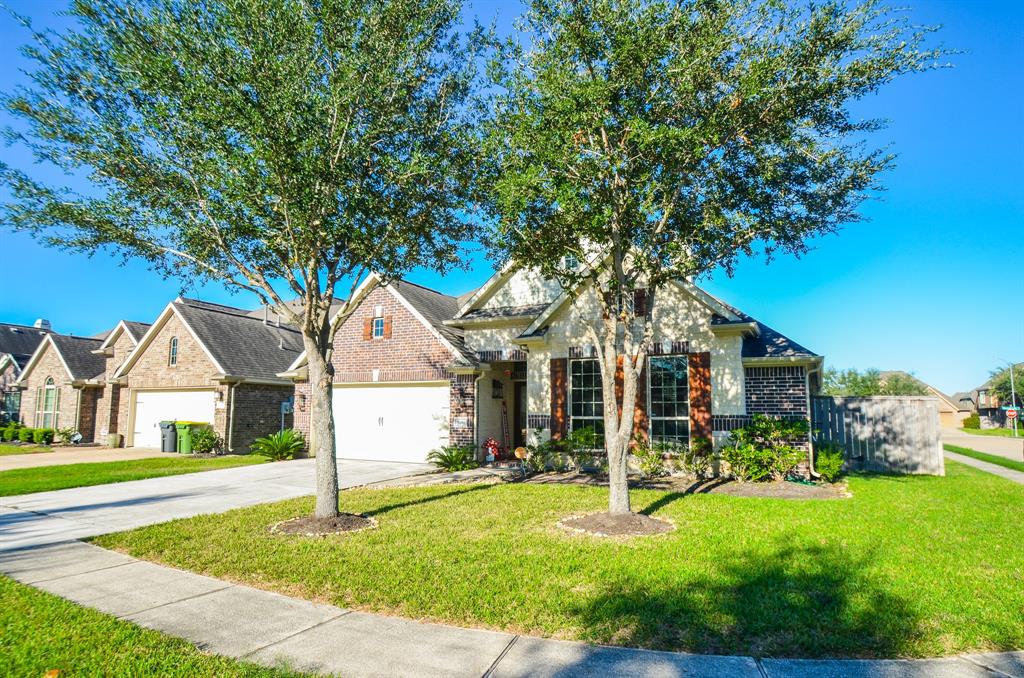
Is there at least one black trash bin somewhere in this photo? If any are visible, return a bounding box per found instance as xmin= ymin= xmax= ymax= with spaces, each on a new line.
xmin=159 ymin=421 xmax=177 ymax=453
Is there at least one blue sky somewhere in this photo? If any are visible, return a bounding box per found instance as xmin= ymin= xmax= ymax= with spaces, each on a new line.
xmin=0 ymin=0 xmax=1021 ymax=395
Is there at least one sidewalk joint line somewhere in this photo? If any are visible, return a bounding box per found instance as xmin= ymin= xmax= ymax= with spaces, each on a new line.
xmin=119 ymin=583 xmax=236 ymax=619
xmin=482 ymin=634 xmax=519 ymax=678
xmin=754 ymin=657 xmax=770 ymax=678
xmin=958 ymin=654 xmax=1015 ymax=677
xmin=240 ymin=610 xmax=352 ymax=659
xmin=20 ymin=558 xmax=138 ymax=584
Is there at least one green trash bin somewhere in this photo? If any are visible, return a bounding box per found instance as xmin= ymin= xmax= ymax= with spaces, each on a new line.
xmin=175 ymin=422 xmax=194 ymax=454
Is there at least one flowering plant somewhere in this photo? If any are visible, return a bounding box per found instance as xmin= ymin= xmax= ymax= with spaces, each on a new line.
xmin=482 ymin=437 xmax=502 ymax=460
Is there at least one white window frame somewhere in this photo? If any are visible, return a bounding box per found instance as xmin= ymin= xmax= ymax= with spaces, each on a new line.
xmin=647 ymin=354 xmax=690 ymax=448
xmin=372 ymin=316 xmax=385 ymax=339
xmin=168 ymin=336 xmax=178 ymax=367
xmin=36 ymin=376 xmax=59 ymax=429
xmin=568 ymin=358 xmax=604 ymax=437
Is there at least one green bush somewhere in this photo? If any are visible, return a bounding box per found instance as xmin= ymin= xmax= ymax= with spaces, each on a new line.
xmin=525 ymin=438 xmax=560 ymax=473
xmin=55 ymin=427 xmax=78 ymax=444
xmin=720 ymin=415 xmax=808 ymax=482
xmin=250 ymin=429 xmax=305 ymax=461
xmin=189 ymin=426 xmax=222 ymax=454
xmin=633 ymin=442 xmax=667 ymax=478
xmin=18 ymin=428 xmax=35 ymax=443
xmin=32 ymin=428 xmax=55 ymax=445
xmin=815 ymin=443 xmax=845 ymax=483
xmin=666 ymin=439 xmax=712 ymax=477
xmin=565 ymin=426 xmax=601 ymax=472
xmin=426 ymin=445 xmax=478 ymax=471
xmin=962 ymin=413 xmax=981 ymax=429
xmin=2 ymin=423 xmax=21 ymax=442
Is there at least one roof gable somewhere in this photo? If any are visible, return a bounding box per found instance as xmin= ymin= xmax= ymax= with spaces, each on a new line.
xmin=17 ymin=333 xmax=105 ymax=383
xmin=0 ymin=322 xmax=52 ymax=370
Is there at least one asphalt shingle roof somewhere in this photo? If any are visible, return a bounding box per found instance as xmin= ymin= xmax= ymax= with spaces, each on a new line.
xmin=708 ymin=297 xmax=819 ymax=359
xmin=461 ymin=303 xmax=551 ymax=321
xmin=49 ymin=335 xmax=106 ymax=380
xmin=175 ymin=298 xmax=304 ymax=380
xmin=123 ymin=321 xmax=152 ymax=343
xmin=0 ymin=322 xmax=52 ymax=370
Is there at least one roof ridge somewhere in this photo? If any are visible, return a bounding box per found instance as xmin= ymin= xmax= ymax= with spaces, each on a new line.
xmin=0 ymin=322 xmax=51 ymax=331
xmin=392 ymin=278 xmax=457 ymax=300
xmin=178 ymin=298 xmax=303 ymax=334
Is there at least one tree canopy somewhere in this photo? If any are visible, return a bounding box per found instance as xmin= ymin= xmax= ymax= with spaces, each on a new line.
xmin=823 ymin=368 xmax=930 ymax=397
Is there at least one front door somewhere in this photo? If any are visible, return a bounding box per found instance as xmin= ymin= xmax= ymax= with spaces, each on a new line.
xmin=513 ymin=381 xmax=527 ymax=448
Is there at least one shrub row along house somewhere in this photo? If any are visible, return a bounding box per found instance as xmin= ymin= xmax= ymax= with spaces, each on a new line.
xmin=285 ymin=267 xmax=823 ymax=464
xmin=10 ymin=299 xmax=300 ymax=451
xmin=7 ymin=267 xmax=821 ymax=458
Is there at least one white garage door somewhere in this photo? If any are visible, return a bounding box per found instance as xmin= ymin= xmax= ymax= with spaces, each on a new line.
xmin=132 ymin=390 xmax=217 ymax=448
xmin=332 ymin=384 xmax=450 ymax=463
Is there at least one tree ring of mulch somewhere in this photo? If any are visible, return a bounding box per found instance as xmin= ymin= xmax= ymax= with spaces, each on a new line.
xmin=270 ymin=513 xmax=377 ymax=537
xmin=558 ymin=512 xmax=675 ymax=538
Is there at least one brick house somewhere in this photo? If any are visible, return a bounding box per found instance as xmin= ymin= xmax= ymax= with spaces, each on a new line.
xmin=285 ymin=267 xmax=822 ymax=464
xmin=14 ymin=333 xmax=109 ymax=441
xmin=0 ymin=320 xmax=53 ymax=424
xmin=113 ymin=298 xmax=301 ymax=452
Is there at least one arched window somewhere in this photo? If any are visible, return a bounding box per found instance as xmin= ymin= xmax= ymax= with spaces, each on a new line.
xmin=36 ymin=377 xmax=59 ymax=429
xmin=168 ymin=337 xmax=178 ymax=366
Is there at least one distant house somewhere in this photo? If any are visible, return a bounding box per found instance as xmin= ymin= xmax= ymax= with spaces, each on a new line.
xmin=879 ymin=371 xmax=969 ymax=429
xmin=0 ymin=320 xmax=54 ymax=424
xmin=955 ymin=380 xmax=1008 ymax=429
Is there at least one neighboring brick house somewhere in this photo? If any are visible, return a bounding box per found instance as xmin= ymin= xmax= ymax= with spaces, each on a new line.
xmin=285 ymin=267 xmax=822 ymax=465
xmin=0 ymin=320 xmax=53 ymax=423
xmin=14 ymin=333 xmax=108 ymax=441
xmin=114 ymin=298 xmax=301 ymax=452
xmin=91 ymin=320 xmax=152 ymax=444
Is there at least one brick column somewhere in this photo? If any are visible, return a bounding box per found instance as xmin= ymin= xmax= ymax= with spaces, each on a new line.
xmin=550 ymin=358 xmax=567 ymax=440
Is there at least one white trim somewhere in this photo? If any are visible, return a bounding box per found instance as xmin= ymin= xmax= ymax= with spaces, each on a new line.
xmin=710 ymin=321 xmax=760 ymax=338
xmin=452 ymin=261 xmax=517 ymax=319
xmin=670 ymin=280 xmax=742 ymax=321
xmin=0 ymin=353 xmax=19 ymax=380
xmin=742 ymin=356 xmax=823 ymax=367
xmin=114 ymin=300 xmax=227 ymax=378
xmin=14 ymin=335 xmax=75 ymax=385
xmin=97 ymin=320 xmax=143 ymax=351
xmin=383 ymin=283 xmax=472 ymax=366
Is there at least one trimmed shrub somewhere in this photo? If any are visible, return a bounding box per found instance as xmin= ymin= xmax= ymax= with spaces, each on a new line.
xmin=2 ymin=423 xmax=21 ymax=442
xmin=720 ymin=415 xmax=808 ymax=482
xmin=190 ymin=426 xmax=223 ymax=454
xmin=251 ymin=429 xmax=305 ymax=461
xmin=33 ymin=428 xmax=55 ymax=445
xmin=18 ymin=428 xmax=35 ymax=443
xmin=962 ymin=413 xmax=981 ymax=430
xmin=633 ymin=442 xmax=667 ymax=478
xmin=426 ymin=445 xmax=478 ymax=471
xmin=55 ymin=427 xmax=78 ymax=445
xmin=815 ymin=443 xmax=845 ymax=483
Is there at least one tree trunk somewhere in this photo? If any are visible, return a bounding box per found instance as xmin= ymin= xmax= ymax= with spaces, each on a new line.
xmin=304 ymin=334 xmax=338 ymax=519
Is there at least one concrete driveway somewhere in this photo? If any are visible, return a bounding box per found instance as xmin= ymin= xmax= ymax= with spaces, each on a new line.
xmin=942 ymin=428 xmax=1024 ymax=463
xmin=0 ymin=458 xmax=431 ymax=550
xmin=0 ymin=447 xmax=172 ymax=472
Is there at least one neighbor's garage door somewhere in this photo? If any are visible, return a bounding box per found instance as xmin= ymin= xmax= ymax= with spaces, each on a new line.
xmin=132 ymin=390 xmax=217 ymax=448
xmin=332 ymin=383 xmax=450 ymax=463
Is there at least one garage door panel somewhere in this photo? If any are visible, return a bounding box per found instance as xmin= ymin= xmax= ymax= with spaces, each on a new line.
xmin=133 ymin=390 xmax=217 ymax=448
xmin=332 ymin=385 xmax=449 ymax=463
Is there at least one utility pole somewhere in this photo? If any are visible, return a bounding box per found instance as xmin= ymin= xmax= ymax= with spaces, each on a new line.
xmin=1010 ymin=362 xmax=1019 ymax=438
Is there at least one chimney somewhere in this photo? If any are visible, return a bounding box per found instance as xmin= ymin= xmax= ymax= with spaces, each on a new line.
xmin=263 ymin=306 xmax=268 ymax=325
xmin=34 ymin=318 xmax=51 ymax=331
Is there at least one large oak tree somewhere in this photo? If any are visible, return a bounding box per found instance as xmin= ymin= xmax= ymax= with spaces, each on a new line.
xmin=0 ymin=0 xmax=479 ymax=517
xmin=481 ymin=0 xmax=943 ymax=514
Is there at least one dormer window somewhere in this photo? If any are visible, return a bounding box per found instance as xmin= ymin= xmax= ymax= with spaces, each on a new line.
xmin=168 ymin=336 xmax=178 ymax=366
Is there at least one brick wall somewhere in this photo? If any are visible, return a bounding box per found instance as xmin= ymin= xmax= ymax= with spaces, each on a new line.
xmin=95 ymin=330 xmax=137 ymax=442
xmin=744 ymin=366 xmax=808 ymax=417
xmin=17 ymin=341 xmax=80 ymax=434
xmin=292 ymin=284 xmax=469 ymax=451
xmin=229 ymin=383 xmax=293 ymax=453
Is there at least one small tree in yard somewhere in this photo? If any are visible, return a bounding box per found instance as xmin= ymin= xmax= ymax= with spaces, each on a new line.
xmin=0 ymin=0 xmax=478 ymax=518
xmin=481 ymin=0 xmax=942 ymax=515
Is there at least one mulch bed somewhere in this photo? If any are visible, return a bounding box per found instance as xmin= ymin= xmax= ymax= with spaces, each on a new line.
xmin=529 ymin=473 xmax=849 ymax=500
xmin=559 ymin=511 xmax=675 ymax=538
xmin=270 ymin=513 xmax=377 ymax=536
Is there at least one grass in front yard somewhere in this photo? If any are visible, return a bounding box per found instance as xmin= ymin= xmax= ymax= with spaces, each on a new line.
xmin=94 ymin=461 xmax=1024 ymax=659
xmin=945 ymin=444 xmax=1024 ymax=472
xmin=960 ymin=427 xmax=1021 ymax=438
xmin=0 ymin=575 xmax=302 ymax=676
xmin=0 ymin=443 xmax=52 ymax=456
xmin=0 ymin=455 xmax=268 ymax=496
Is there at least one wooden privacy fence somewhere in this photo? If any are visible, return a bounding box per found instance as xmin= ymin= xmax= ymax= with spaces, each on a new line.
xmin=811 ymin=396 xmax=944 ymax=475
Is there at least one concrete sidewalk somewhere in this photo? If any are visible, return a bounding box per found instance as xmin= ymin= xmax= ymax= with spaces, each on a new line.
xmin=3 ymin=539 xmax=1021 ymax=678
xmin=945 ymin=451 xmax=1024 ymax=485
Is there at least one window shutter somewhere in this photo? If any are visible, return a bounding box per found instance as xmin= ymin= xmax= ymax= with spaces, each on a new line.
xmin=550 ymin=358 xmax=568 ymax=439
xmin=35 ymin=387 xmax=42 ymax=427
xmin=688 ymin=352 xmax=712 ymax=444
xmin=383 ymin=315 xmax=393 ymax=339
xmin=633 ymin=289 xmax=648 ymax=318
xmin=633 ymin=361 xmax=649 ymax=443
xmin=54 ymin=387 xmax=60 ymax=429
xmin=362 ymin=318 xmax=372 ymax=341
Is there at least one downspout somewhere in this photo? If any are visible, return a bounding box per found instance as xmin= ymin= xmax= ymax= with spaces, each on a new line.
xmin=805 ymin=362 xmax=821 ymax=479
xmin=226 ymin=382 xmax=238 ymax=453
xmin=473 ymin=370 xmax=486 ymax=460
xmin=74 ymin=387 xmax=82 ymax=436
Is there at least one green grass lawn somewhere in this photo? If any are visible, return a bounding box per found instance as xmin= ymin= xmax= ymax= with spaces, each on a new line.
xmin=0 ymin=443 xmax=52 ymax=456
xmin=0 ymin=455 xmax=268 ymax=496
xmin=960 ymin=427 xmax=1022 ymax=438
xmin=94 ymin=461 xmax=1024 ymax=659
xmin=945 ymin=444 xmax=1024 ymax=473
xmin=0 ymin=575 xmax=302 ymax=676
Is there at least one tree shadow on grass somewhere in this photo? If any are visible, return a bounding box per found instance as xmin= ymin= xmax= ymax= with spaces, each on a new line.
xmin=360 ymin=484 xmax=495 ymax=517
xmin=567 ymin=540 xmax=931 ymax=659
